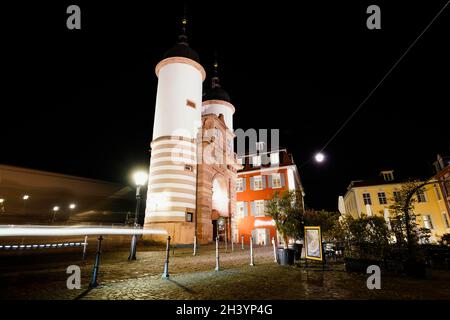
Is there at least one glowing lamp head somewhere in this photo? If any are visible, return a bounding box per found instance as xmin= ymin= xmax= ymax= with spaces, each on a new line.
xmin=0 ymin=199 xmax=4 ymax=204
xmin=53 ymin=206 xmax=60 ymax=212
xmin=69 ymin=203 xmax=76 ymax=210
xmin=22 ymin=195 xmax=29 ymax=200
xmin=133 ymin=171 xmax=148 ymax=187
xmin=315 ymin=152 xmax=325 ymax=163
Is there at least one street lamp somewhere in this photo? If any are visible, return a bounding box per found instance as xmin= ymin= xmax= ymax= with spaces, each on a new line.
xmin=69 ymin=203 xmax=76 ymax=210
xmin=51 ymin=206 xmax=60 ymax=224
xmin=128 ymin=170 xmax=148 ymax=260
xmin=22 ymin=195 xmax=29 ymax=214
xmin=0 ymin=199 xmax=5 ymax=213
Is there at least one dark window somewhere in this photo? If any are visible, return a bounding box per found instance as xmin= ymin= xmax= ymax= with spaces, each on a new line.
xmin=363 ymin=193 xmax=372 ymax=205
xmin=378 ymin=192 xmax=387 ymax=205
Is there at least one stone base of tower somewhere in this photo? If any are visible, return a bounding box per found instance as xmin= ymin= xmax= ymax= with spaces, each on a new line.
xmin=143 ymin=220 xmax=215 ymax=245
xmin=143 ymin=220 xmax=196 ymax=245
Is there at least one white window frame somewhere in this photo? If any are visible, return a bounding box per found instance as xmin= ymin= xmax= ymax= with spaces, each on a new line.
xmin=236 ymin=178 xmax=244 ymax=192
xmin=236 ymin=202 xmax=245 ymax=218
xmin=383 ymin=172 xmax=393 ymax=181
xmin=253 ymin=176 xmax=263 ymax=190
xmin=272 ymin=173 xmax=282 ymax=189
xmin=270 ymin=152 xmax=280 ymax=165
xmin=252 ymin=155 xmax=261 ymax=167
xmin=423 ymin=215 xmax=434 ymax=230
xmin=254 ymin=200 xmax=265 ymax=216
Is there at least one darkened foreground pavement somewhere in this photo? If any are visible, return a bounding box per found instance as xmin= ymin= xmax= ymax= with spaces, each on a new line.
xmin=1 ymin=243 xmax=450 ymax=300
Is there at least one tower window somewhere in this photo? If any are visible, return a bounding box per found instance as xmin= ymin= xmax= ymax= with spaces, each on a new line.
xmin=186 ymin=211 xmax=194 ymax=222
xmin=185 ymin=165 xmax=193 ymax=172
xmin=186 ymin=99 xmax=196 ymax=109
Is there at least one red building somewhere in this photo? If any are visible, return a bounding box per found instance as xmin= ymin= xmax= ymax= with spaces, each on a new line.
xmin=234 ymin=143 xmax=304 ymax=245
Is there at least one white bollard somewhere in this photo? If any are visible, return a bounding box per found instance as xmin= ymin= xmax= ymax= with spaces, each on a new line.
xmin=82 ymin=235 xmax=88 ymax=262
xmin=215 ymin=236 xmax=220 ymax=271
xmin=241 ymin=235 xmax=244 ymax=250
xmin=193 ymin=235 xmax=197 ymax=256
xmin=272 ymin=237 xmax=277 ymax=263
xmin=250 ymin=236 xmax=255 ymax=266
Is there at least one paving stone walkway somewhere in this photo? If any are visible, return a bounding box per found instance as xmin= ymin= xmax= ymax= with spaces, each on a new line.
xmin=1 ymin=244 xmax=450 ymax=300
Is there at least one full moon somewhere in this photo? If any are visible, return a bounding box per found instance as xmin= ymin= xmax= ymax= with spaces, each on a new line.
xmin=315 ymin=153 xmax=325 ymax=163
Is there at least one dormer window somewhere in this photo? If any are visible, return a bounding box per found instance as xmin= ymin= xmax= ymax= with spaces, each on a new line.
xmin=252 ymin=155 xmax=261 ymax=167
xmin=381 ymin=170 xmax=394 ymax=181
xmin=270 ymin=152 xmax=279 ymax=165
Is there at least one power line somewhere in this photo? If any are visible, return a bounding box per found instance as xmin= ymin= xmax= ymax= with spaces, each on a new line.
xmin=302 ymin=1 xmax=450 ymax=169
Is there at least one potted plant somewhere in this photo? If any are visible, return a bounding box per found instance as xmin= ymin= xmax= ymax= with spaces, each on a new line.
xmin=266 ymin=190 xmax=305 ymax=265
xmin=337 ymin=214 xmax=391 ymax=273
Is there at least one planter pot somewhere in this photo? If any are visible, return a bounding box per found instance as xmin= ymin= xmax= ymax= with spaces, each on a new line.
xmin=288 ymin=243 xmax=303 ymax=261
xmin=344 ymin=258 xmax=381 ymax=273
xmin=277 ymin=248 xmax=295 ymax=266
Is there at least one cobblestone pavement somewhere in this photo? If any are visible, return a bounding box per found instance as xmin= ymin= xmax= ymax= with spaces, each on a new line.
xmin=1 ymin=243 xmax=450 ymax=300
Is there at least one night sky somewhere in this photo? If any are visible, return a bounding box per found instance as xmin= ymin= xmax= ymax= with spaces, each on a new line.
xmin=1 ymin=1 xmax=449 ymax=211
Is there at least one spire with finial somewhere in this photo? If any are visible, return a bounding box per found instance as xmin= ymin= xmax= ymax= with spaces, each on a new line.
xmin=211 ymin=51 xmax=221 ymax=88
xmin=178 ymin=5 xmax=189 ymax=45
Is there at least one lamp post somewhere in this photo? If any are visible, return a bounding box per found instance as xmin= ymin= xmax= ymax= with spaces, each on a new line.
xmin=22 ymin=195 xmax=29 ymax=214
xmin=128 ymin=170 xmax=148 ymax=261
xmin=51 ymin=206 xmax=60 ymax=224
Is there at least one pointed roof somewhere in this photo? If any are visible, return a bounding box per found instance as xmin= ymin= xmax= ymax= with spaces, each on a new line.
xmin=202 ymin=57 xmax=231 ymax=102
xmin=163 ymin=15 xmax=200 ymax=63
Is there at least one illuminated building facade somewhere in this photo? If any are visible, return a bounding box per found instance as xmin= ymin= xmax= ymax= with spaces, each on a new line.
xmin=341 ymin=170 xmax=450 ymax=242
xmin=433 ymin=153 xmax=450 ymax=218
xmin=143 ymin=20 xmax=240 ymax=244
xmin=235 ymin=145 xmax=304 ymax=245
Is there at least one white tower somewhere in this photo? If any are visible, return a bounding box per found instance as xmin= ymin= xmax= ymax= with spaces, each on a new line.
xmin=144 ymin=19 xmax=206 ymax=244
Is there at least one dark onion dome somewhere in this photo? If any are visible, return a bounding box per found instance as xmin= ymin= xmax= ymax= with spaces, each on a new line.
xmin=203 ymin=85 xmax=231 ymax=103
xmin=202 ymin=60 xmax=231 ymax=102
xmin=163 ymin=34 xmax=200 ymax=63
